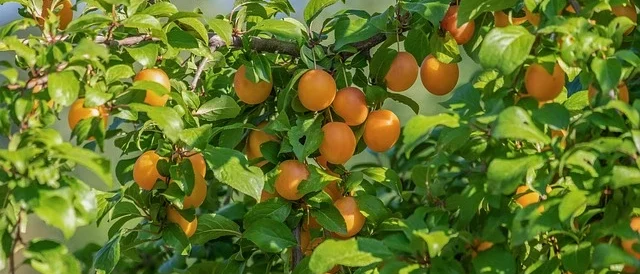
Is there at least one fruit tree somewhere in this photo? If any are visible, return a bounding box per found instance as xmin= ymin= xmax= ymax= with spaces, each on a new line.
xmin=1 ymin=0 xmax=640 ymax=273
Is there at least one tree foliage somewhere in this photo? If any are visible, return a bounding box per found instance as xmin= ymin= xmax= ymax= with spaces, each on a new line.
xmin=1 ymin=0 xmax=640 ymax=273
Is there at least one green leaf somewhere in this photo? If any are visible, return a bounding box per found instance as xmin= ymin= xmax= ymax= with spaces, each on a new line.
xmin=191 ymin=213 xmax=241 ymax=245
xmin=125 ymin=43 xmax=159 ymax=68
xmin=179 ymin=125 xmax=213 ymax=149
xmin=204 ymin=146 xmax=264 ymax=201
xmin=564 ymin=90 xmax=589 ymax=112
xmin=493 ymin=106 xmax=550 ymax=144
xmin=195 ymin=95 xmax=241 ymax=121
xmin=140 ymin=2 xmax=178 ymax=17
xmin=297 ymin=165 xmax=340 ymax=196
xmin=33 ymin=191 xmax=76 ymax=239
xmin=592 ymin=244 xmax=640 ymax=269
xmin=591 ymin=58 xmax=622 ymax=94
xmin=128 ymin=103 xmax=184 ymax=142
xmin=472 ymin=247 xmax=516 ymax=274
xmin=458 ymin=0 xmax=518 ymax=24
xmin=48 ymin=71 xmax=79 ymax=107
xmin=309 ymin=238 xmax=392 ymax=274
xmin=166 ymin=28 xmax=199 ymax=49
xmin=52 ymin=143 xmax=112 ymax=187
xmin=244 ymin=218 xmax=296 ymax=253
xmin=487 ymin=155 xmax=545 ymax=195
xmin=479 ymin=26 xmax=535 ymax=75
xmin=93 ymin=233 xmax=121 ymax=273
xmin=252 ymin=19 xmax=305 ymax=43
xmin=361 ymin=167 xmax=402 ymax=196
xmin=24 ymin=240 xmax=81 ymax=274
xmin=105 ymin=64 xmax=135 ymax=84
xmin=304 ymin=0 xmax=338 ymax=25
xmin=561 ymin=242 xmax=592 ymax=274
xmin=429 ymin=32 xmax=461 ymax=64
xmin=404 ymin=29 xmax=429 ymax=63
xmin=354 ymin=194 xmax=389 ymax=225
xmin=310 ymin=203 xmax=347 ymax=234
xmin=558 ymin=190 xmax=587 ymax=222
xmin=333 ymin=15 xmax=380 ymax=51
xmin=122 ymin=14 xmax=162 ymax=30
xmin=532 ymin=103 xmax=570 ymax=129
xmin=177 ymin=17 xmax=209 ymax=45
xmin=163 ymin=224 xmax=191 ymax=255
xmin=1 ymin=36 xmax=35 ymax=66
xmin=413 ymin=230 xmax=451 ymax=257
xmin=403 ymin=113 xmax=459 ymax=154
xmin=401 ymin=0 xmax=449 ymax=25
xmin=65 ymin=14 xmax=112 ymax=33
xmin=208 ymin=19 xmax=233 ymax=45
xmin=610 ymin=165 xmax=640 ymax=189
xmin=243 ymin=198 xmax=291 ymax=228
xmin=288 ymin=115 xmax=324 ymax=160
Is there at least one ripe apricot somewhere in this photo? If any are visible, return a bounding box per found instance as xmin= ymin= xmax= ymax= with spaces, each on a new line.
xmin=334 ymin=196 xmax=365 ymax=238
xmin=332 ymin=87 xmax=368 ymax=126
xmin=621 ymin=217 xmax=640 ymax=260
xmin=324 ymin=181 xmax=342 ymax=201
xmin=363 ymin=110 xmax=400 ymax=152
xmin=384 ymin=52 xmax=419 ymax=92
xmin=441 ymin=5 xmax=476 ymax=45
xmin=180 ymin=174 xmax=207 ymax=209
xmin=494 ymin=11 xmax=527 ymax=27
xmin=41 ymin=0 xmax=73 ymax=30
xmin=275 ymin=160 xmax=309 ymax=200
xmin=612 ymin=1 xmax=637 ymax=35
xmin=515 ymin=186 xmax=542 ymax=212
xmin=319 ymin=122 xmax=356 ymax=165
xmin=68 ymin=98 xmax=108 ymax=130
xmin=186 ymin=152 xmax=206 ymax=177
xmin=420 ymin=55 xmax=459 ymax=96
xmin=166 ymin=206 xmax=197 ymax=238
xmin=134 ymin=68 xmax=171 ymax=106
xmin=247 ymin=122 xmax=279 ymax=165
xmin=234 ymin=65 xmax=273 ymax=105
xmin=588 ymin=82 xmax=630 ymax=103
xmin=298 ymin=69 xmax=336 ymax=111
xmin=133 ymin=150 xmax=166 ymax=190
xmin=260 ymin=190 xmax=278 ymax=202
xmin=524 ymin=7 xmax=541 ymax=26
xmin=300 ymin=229 xmax=324 ymax=256
xmin=471 ymin=239 xmax=494 ymax=258
xmin=524 ymin=63 xmax=566 ymax=102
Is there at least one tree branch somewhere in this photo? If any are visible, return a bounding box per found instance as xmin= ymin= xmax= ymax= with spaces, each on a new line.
xmin=292 ymin=224 xmax=303 ymax=269
xmin=568 ymin=0 xmax=581 ymax=13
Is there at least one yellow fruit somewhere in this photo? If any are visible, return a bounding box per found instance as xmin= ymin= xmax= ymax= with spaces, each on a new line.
xmin=133 ymin=150 xmax=166 ymax=191
xmin=68 ymin=98 xmax=108 ymax=130
xmin=384 ymin=52 xmax=419 ymax=92
xmin=298 ymin=69 xmax=336 ymax=111
xmin=524 ymin=63 xmax=565 ymax=102
xmin=334 ymin=196 xmax=365 ymax=238
xmin=247 ymin=122 xmax=279 ymax=166
xmin=441 ymin=6 xmax=475 ymax=45
xmin=41 ymin=0 xmax=73 ymax=30
xmin=134 ymin=68 xmax=171 ymax=106
xmin=166 ymin=206 xmax=197 ymax=238
xmin=420 ymin=55 xmax=459 ymax=96
xmin=332 ymin=87 xmax=368 ymax=126
xmin=363 ymin=110 xmax=400 ymax=152
xmin=181 ymin=174 xmax=207 ymax=209
xmin=275 ymin=160 xmax=309 ymax=200
xmin=234 ymin=65 xmax=273 ymax=104
xmin=319 ymin=122 xmax=356 ymax=165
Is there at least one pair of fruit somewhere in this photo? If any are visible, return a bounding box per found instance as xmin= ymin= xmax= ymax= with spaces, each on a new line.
xmin=385 ymin=52 xmax=460 ymax=96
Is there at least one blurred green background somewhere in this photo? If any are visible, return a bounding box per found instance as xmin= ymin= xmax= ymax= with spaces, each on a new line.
xmin=0 ymin=1 xmax=478 ymax=273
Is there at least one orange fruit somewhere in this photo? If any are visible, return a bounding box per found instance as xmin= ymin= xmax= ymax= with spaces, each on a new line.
xmin=68 ymin=98 xmax=108 ymax=130
xmin=260 ymin=190 xmax=278 ymax=202
xmin=134 ymin=68 xmax=171 ymax=106
xmin=441 ymin=5 xmax=475 ymax=45
xmin=133 ymin=150 xmax=166 ymax=191
xmin=494 ymin=11 xmax=527 ymax=27
xmin=324 ymin=181 xmax=342 ymax=201
xmin=334 ymin=196 xmax=365 ymax=238
xmin=588 ymin=82 xmax=630 ymax=103
xmin=524 ymin=63 xmax=565 ymax=102
xmin=298 ymin=69 xmax=336 ymax=111
xmin=246 ymin=122 xmax=279 ymax=165
xmin=300 ymin=228 xmax=325 ymax=256
xmin=41 ymin=0 xmax=73 ymax=30
xmin=525 ymin=7 xmax=541 ymax=26
xmin=420 ymin=55 xmax=459 ymax=96
xmin=551 ymin=129 xmax=567 ymax=149
xmin=274 ymin=160 xmax=309 ymax=200
xmin=319 ymin=122 xmax=356 ymax=165
xmin=515 ymin=185 xmax=541 ymax=210
xmin=384 ymin=52 xmax=419 ymax=92
xmin=180 ymin=174 xmax=207 ymax=209
xmin=363 ymin=110 xmax=400 ymax=152
xmin=332 ymin=87 xmax=368 ymax=126
xmin=566 ymin=5 xmax=576 ymax=13
xmin=233 ymin=65 xmax=273 ymax=104
xmin=185 ymin=152 xmax=206 ymax=177
xmin=471 ymin=239 xmax=494 ymax=258
xmin=622 ymin=217 xmax=640 ymax=259
xmin=166 ymin=206 xmax=197 ymax=238
xmin=612 ymin=1 xmax=637 ymax=35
